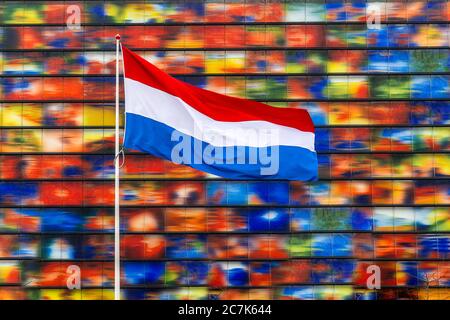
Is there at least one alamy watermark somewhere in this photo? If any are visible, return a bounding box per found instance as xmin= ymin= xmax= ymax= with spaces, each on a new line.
xmin=66 ymin=5 xmax=81 ymax=31
xmin=366 ymin=3 xmax=381 ymax=30
xmin=366 ymin=264 xmax=381 ymax=289
xmin=170 ymin=127 xmax=280 ymax=175
xmin=66 ymin=265 xmax=81 ymax=290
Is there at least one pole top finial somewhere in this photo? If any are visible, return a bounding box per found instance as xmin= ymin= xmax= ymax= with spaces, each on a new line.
xmin=115 ymin=34 xmax=121 ymax=40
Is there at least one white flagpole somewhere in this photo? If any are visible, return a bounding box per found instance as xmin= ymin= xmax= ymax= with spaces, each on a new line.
xmin=114 ymin=34 xmax=121 ymax=301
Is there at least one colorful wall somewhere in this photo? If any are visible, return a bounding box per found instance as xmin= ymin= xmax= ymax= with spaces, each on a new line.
xmin=0 ymin=1 xmax=448 ymax=300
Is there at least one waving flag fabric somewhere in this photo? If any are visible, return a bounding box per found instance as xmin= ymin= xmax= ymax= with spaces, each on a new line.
xmin=122 ymin=46 xmax=317 ymax=180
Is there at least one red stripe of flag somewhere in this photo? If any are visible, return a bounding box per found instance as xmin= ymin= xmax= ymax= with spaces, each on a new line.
xmin=122 ymin=46 xmax=314 ymax=133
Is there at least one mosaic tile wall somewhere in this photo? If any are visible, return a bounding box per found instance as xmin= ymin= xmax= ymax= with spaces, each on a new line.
xmin=0 ymin=1 xmax=448 ymax=300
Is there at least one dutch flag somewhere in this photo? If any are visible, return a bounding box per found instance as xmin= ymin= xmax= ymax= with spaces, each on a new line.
xmin=121 ymin=46 xmax=318 ymax=181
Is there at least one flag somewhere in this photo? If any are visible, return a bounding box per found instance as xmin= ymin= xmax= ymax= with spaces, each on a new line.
xmin=121 ymin=46 xmax=318 ymax=180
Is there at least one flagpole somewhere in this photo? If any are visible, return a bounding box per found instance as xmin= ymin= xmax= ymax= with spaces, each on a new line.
xmin=114 ymin=34 xmax=121 ymax=301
